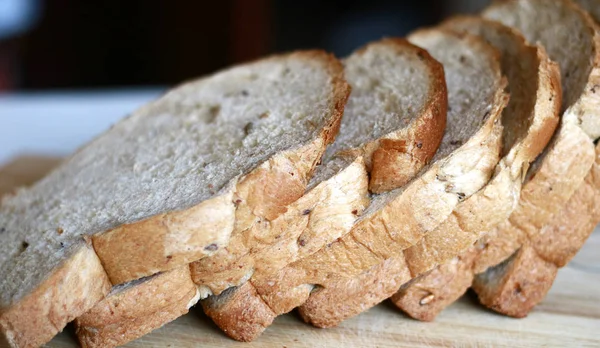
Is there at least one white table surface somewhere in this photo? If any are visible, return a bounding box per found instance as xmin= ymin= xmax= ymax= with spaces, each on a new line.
xmin=0 ymin=89 xmax=164 ymax=165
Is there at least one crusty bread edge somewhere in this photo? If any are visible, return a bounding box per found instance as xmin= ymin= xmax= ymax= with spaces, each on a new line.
xmin=75 ymin=267 xmax=199 ymax=348
xmin=473 ymin=142 xmax=600 ymax=317
xmin=0 ymin=243 xmax=111 ymax=348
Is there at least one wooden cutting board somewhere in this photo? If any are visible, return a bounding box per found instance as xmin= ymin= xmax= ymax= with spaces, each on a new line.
xmin=2 ymin=156 xmax=599 ymax=347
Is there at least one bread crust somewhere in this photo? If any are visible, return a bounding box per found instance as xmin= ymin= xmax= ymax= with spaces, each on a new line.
xmin=391 ymin=250 xmax=479 ymax=322
xmin=473 ymin=142 xmax=600 ymax=317
xmin=474 ymin=125 xmax=595 ymax=273
xmin=192 ymin=156 xmax=369 ymax=295
xmin=0 ymin=244 xmax=111 ymax=348
xmin=201 ymin=282 xmax=275 ymax=342
xmin=75 ymin=266 xmax=198 ymax=348
xmin=474 ymin=245 xmax=558 ymax=318
xmin=394 ymin=117 xmax=596 ymax=323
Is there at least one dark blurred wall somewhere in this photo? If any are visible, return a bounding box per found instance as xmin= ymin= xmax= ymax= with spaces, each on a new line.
xmin=273 ymin=0 xmax=442 ymax=57
xmin=18 ymin=1 xmax=235 ymax=88
xmin=5 ymin=0 xmax=489 ymax=90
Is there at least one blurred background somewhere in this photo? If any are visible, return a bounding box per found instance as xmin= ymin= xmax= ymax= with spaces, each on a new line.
xmin=0 ymin=0 xmax=490 ymax=163
xmin=0 ymin=0 xmax=492 ymax=91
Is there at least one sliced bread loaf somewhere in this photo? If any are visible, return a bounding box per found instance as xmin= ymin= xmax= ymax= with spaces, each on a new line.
xmin=393 ymin=0 xmax=600 ymax=321
xmin=190 ymin=38 xmax=447 ymax=297
xmin=73 ymin=38 xmax=448 ymax=346
xmin=200 ymin=37 xmax=469 ymax=342
xmin=389 ymin=16 xmax=562 ymax=321
xmin=203 ymin=29 xmax=507 ymax=340
xmin=299 ymin=22 xmax=559 ymax=328
xmin=0 ymin=51 xmax=350 ymax=348
xmin=467 ymin=0 xmax=600 ymax=317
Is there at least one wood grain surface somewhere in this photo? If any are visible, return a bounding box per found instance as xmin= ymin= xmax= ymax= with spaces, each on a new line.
xmin=2 ymin=156 xmax=598 ymax=348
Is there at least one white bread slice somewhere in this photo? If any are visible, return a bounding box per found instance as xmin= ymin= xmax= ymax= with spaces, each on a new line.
xmin=0 ymin=51 xmax=350 ymax=348
xmin=298 ymin=24 xmax=551 ymax=328
xmin=74 ymin=38 xmax=448 ymax=346
xmin=393 ymin=0 xmax=600 ymax=322
xmin=389 ymin=16 xmax=563 ymax=321
xmin=202 ymin=30 xmax=507 ymax=341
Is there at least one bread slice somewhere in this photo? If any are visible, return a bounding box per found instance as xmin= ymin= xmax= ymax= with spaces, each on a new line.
xmin=0 ymin=51 xmax=350 ymax=348
xmin=202 ymin=29 xmax=507 ymax=341
xmin=392 ymin=0 xmax=600 ymax=321
xmin=73 ymin=38 xmax=448 ymax=346
xmin=75 ymin=266 xmax=199 ymax=348
xmin=473 ymin=142 xmax=600 ymax=317
xmin=190 ymin=38 xmax=447 ymax=297
xmin=388 ymin=17 xmax=562 ymax=321
xmin=299 ymin=21 xmax=560 ymax=328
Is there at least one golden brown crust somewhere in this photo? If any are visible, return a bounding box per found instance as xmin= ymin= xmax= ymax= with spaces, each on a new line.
xmin=0 ymin=244 xmax=111 ymax=348
xmin=75 ymin=266 xmax=198 ymax=348
xmin=192 ymin=156 xmax=369 ymax=295
xmin=391 ymin=250 xmax=478 ymax=322
xmin=93 ymin=192 xmax=236 ymax=285
xmin=201 ymin=282 xmax=275 ymax=342
xmin=520 ymin=45 xmax=562 ymax=163
xmin=474 ymin=124 xmax=595 ymax=273
xmin=473 ymin=245 xmax=558 ymax=318
xmin=472 ymin=142 xmax=600 ymax=317
xmin=532 ymin=145 xmax=600 ymax=266
xmin=394 ymin=134 xmax=597 ymax=321
xmin=299 ymin=257 xmax=412 ymax=328
xmin=404 ymin=161 xmax=520 ymax=276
